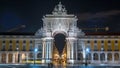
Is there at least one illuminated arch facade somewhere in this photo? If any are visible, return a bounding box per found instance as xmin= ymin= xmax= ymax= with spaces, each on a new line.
xmin=35 ymin=2 xmax=84 ymax=63
xmin=0 ymin=2 xmax=120 ymax=64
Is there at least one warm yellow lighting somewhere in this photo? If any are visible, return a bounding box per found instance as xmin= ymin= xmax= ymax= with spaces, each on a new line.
xmin=21 ymin=54 xmax=26 ymax=60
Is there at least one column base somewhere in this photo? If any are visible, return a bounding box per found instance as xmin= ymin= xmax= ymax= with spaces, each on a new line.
xmin=67 ymin=60 xmax=75 ymax=64
xmin=42 ymin=60 xmax=45 ymax=63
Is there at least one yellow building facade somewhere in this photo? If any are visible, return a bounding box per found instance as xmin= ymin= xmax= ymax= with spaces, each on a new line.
xmin=0 ymin=35 xmax=42 ymax=63
xmin=0 ymin=35 xmax=120 ymax=64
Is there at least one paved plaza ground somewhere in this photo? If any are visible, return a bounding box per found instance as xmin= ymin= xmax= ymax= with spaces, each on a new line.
xmin=0 ymin=64 xmax=120 ymax=68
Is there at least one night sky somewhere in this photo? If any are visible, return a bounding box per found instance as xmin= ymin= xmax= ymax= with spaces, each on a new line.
xmin=0 ymin=0 xmax=120 ymax=33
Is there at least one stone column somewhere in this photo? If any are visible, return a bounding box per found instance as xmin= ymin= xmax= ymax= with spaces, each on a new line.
xmin=75 ymin=40 xmax=78 ymax=63
xmin=105 ymin=53 xmax=107 ymax=62
xmin=12 ymin=54 xmax=15 ymax=63
xmin=6 ymin=53 xmax=8 ymax=63
xmin=26 ymin=53 xmax=28 ymax=63
xmin=66 ymin=37 xmax=77 ymax=63
xmin=112 ymin=53 xmax=114 ymax=63
xmin=71 ymin=41 xmax=74 ymax=62
xmin=67 ymin=38 xmax=73 ymax=63
xmin=91 ymin=53 xmax=93 ymax=63
xmin=42 ymin=37 xmax=53 ymax=63
xmin=42 ymin=40 xmax=45 ymax=63
xmin=0 ymin=54 xmax=1 ymax=63
xmin=48 ymin=39 xmax=53 ymax=63
xmin=81 ymin=40 xmax=86 ymax=63
xmin=34 ymin=53 xmax=37 ymax=63
xmin=66 ymin=38 xmax=70 ymax=62
xmin=47 ymin=38 xmax=53 ymax=63
xmin=98 ymin=53 xmax=100 ymax=63
xmin=119 ymin=53 xmax=120 ymax=62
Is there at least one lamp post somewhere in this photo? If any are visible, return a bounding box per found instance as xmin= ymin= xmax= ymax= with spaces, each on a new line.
xmin=85 ymin=48 xmax=90 ymax=66
xmin=34 ymin=48 xmax=38 ymax=65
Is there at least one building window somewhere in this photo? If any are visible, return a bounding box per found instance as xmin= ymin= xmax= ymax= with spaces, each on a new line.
xmin=30 ymin=45 xmax=33 ymax=51
xmin=29 ymin=53 xmax=33 ymax=58
xmin=78 ymin=45 xmax=82 ymax=51
xmin=16 ymin=45 xmax=19 ymax=48
xmin=2 ymin=45 xmax=5 ymax=51
xmin=23 ymin=40 xmax=26 ymax=43
xmin=9 ymin=45 xmax=12 ymax=51
xmin=38 ymin=45 xmax=42 ymax=51
xmin=3 ymin=40 xmax=5 ymax=43
xmin=87 ymin=40 xmax=90 ymax=43
xmin=37 ymin=53 xmax=42 ymax=58
xmin=115 ymin=45 xmax=119 ymax=51
xmin=100 ymin=53 xmax=105 ymax=61
xmin=30 ymin=40 xmax=32 ymax=43
xmin=16 ymin=40 xmax=19 ymax=43
xmin=107 ymin=53 xmax=112 ymax=61
xmin=94 ymin=45 xmax=97 ymax=51
xmin=101 ymin=40 xmax=104 ymax=43
xmin=94 ymin=40 xmax=97 ymax=43
xmin=9 ymin=40 xmax=12 ymax=43
xmin=77 ymin=53 xmax=83 ymax=60
xmin=93 ymin=53 xmax=98 ymax=60
xmin=115 ymin=40 xmax=118 ymax=44
xmin=108 ymin=45 xmax=112 ymax=51
xmin=23 ymin=45 xmax=26 ymax=51
xmin=101 ymin=45 xmax=104 ymax=51
xmin=108 ymin=40 xmax=111 ymax=43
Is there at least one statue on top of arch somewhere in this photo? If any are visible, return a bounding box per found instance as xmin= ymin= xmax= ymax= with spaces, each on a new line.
xmin=52 ymin=2 xmax=67 ymax=15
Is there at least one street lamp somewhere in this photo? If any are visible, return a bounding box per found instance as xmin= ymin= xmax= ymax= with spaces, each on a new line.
xmin=85 ymin=48 xmax=90 ymax=66
xmin=34 ymin=48 xmax=38 ymax=52
xmin=86 ymin=48 xmax=90 ymax=53
xmin=34 ymin=48 xmax=38 ymax=65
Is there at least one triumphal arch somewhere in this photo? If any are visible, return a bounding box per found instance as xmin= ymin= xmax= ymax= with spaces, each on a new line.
xmin=35 ymin=2 xmax=85 ymax=64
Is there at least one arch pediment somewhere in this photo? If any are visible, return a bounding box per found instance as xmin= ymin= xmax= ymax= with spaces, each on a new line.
xmin=35 ymin=2 xmax=85 ymax=38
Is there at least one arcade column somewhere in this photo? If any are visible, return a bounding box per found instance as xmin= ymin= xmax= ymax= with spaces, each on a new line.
xmin=66 ymin=37 xmax=77 ymax=64
xmin=42 ymin=37 xmax=53 ymax=63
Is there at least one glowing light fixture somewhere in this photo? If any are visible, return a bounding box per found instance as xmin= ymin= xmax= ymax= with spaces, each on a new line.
xmin=86 ymin=48 xmax=90 ymax=53
xmin=34 ymin=48 xmax=38 ymax=52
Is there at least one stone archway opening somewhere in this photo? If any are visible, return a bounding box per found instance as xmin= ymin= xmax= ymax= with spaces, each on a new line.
xmin=53 ymin=33 xmax=67 ymax=65
xmin=8 ymin=53 xmax=13 ymax=63
xmin=1 ymin=53 xmax=6 ymax=63
xmin=54 ymin=33 xmax=66 ymax=54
